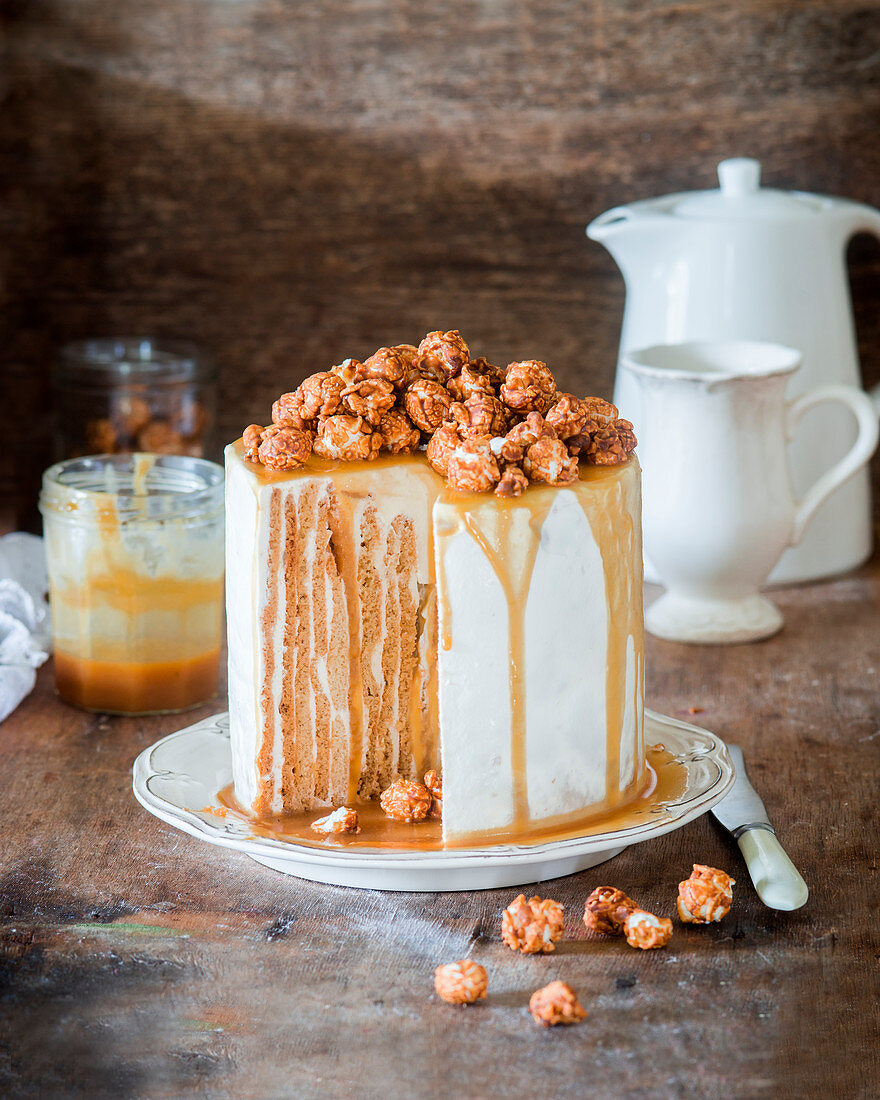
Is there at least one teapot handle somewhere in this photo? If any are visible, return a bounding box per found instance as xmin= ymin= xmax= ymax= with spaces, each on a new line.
xmin=786 ymin=385 xmax=879 ymax=546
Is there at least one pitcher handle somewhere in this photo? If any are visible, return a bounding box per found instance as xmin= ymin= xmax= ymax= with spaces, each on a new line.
xmin=786 ymin=385 xmax=879 ymax=546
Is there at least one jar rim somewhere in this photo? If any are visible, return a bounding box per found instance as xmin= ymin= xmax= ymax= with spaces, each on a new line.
xmin=39 ymin=453 xmax=225 ymax=524
xmin=55 ymin=338 xmax=216 ymax=385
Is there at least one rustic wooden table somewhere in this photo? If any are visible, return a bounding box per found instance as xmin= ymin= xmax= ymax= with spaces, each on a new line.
xmin=1 ymin=565 xmax=877 ymax=1099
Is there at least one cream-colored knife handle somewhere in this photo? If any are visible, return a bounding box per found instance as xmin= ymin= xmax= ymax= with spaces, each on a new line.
xmin=737 ymin=826 xmax=809 ymax=911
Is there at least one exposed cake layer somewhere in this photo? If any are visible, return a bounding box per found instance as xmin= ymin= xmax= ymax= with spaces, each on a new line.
xmin=434 ymin=460 xmax=644 ymax=840
xmin=227 ymin=445 xmax=442 ymax=815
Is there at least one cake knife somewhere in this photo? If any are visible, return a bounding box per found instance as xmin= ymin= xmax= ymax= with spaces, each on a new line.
xmin=711 ymin=744 xmax=809 ymax=911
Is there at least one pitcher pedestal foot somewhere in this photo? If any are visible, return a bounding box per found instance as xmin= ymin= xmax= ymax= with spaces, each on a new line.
xmin=646 ymin=592 xmax=784 ymax=645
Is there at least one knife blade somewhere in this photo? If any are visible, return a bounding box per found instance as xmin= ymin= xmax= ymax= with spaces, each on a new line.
xmin=711 ymin=743 xmax=808 ymax=911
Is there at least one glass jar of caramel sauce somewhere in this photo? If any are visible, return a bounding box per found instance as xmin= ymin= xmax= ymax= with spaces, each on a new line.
xmin=39 ymin=454 xmax=224 ymax=714
xmin=53 ymin=338 xmax=217 ymax=461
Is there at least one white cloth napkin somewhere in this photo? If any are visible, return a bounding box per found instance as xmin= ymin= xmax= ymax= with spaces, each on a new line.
xmin=0 ymin=533 xmax=51 ymax=722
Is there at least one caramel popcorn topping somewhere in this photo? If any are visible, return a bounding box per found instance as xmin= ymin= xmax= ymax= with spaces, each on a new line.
xmin=404 ymin=378 xmax=452 ymax=433
xmin=314 ymin=414 xmax=381 ymax=462
xmin=258 ymin=425 xmax=313 ymax=470
xmin=239 ymin=330 xmax=636 ymax=493
xmin=528 ymin=981 xmax=587 ymax=1027
xmin=434 ymin=959 xmax=488 ymax=1005
xmin=501 ymin=893 xmax=565 ymax=954
xmin=677 ymin=865 xmax=735 ymax=924
xmin=378 ymin=408 xmax=421 ymax=455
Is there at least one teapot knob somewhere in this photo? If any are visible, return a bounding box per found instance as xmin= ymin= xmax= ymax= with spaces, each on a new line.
xmin=718 ymin=157 xmax=762 ymax=196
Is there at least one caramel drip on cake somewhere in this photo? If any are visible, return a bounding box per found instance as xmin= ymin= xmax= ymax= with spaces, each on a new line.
xmin=451 ymin=495 xmax=553 ymax=828
xmin=579 ymin=463 xmax=644 ymax=802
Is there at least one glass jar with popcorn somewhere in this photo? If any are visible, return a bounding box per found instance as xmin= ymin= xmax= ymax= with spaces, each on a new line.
xmin=39 ymin=454 xmax=225 ymax=714
xmin=53 ymin=338 xmax=217 ymax=461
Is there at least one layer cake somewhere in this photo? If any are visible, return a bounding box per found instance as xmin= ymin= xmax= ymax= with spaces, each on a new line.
xmin=227 ymin=332 xmax=645 ymax=842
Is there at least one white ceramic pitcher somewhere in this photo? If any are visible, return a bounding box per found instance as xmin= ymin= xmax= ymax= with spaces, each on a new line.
xmin=588 ymin=157 xmax=880 ymax=586
xmin=622 ymin=341 xmax=879 ymax=645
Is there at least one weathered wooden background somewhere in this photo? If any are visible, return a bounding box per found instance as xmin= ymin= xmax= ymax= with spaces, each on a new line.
xmin=3 ymin=0 xmax=880 ymax=523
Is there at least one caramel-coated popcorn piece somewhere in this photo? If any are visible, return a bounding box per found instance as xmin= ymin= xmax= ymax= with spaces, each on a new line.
xmin=677 ymin=865 xmax=735 ymax=924
xmin=258 ymin=425 xmax=312 ymax=470
xmin=585 ymin=425 xmax=628 ymax=466
xmin=378 ymin=408 xmax=421 ymax=454
xmin=500 ymin=360 xmax=557 ymax=415
xmin=494 ymin=464 xmax=529 ymax=499
xmin=434 ymin=959 xmax=488 ymax=1006
xmin=404 ymin=378 xmax=452 ymax=433
xmin=446 ymin=436 xmax=501 ymax=493
xmin=295 ymin=371 xmax=347 ymax=421
xmin=242 ymin=423 xmax=265 ymax=461
xmin=403 ymin=360 xmax=448 ymax=389
xmin=314 ymin=414 xmax=382 ymax=462
xmin=447 ymin=363 xmax=497 ymax=403
xmin=529 ymin=981 xmax=587 ymax=1027
xmin=416 ymin=329 xmax=470 ymax=381
xmin=112 ymin=394 xmax=152 ymax=437
xmin=310 ymin=807 xmax=360 ymax=835
xmin=137 ymin=420 xmax=184 ymax=455
xmin=423 ymin=770 xmax=442 ymax=799
xmin=379 ymin=779 xmax=433 ymax=823
xmin=85 ymin=418 xmax=118 ymax=454
xmin=425 ymin=423 xmax=461 ymax=477
xmin=362 ymin=346 xmax=410 ymax=390
xmin=271 ymin=391 xmax=314 ymax=432
xmin=330 ymin=357 xmax=364 ymax=387
xmin=468 ymin=355 xmax=505 ymax=387
xmin=624 ymin=909 xmax=673 ymax=950
xmin=583 ymin=886 xmax=637 ymax=936
xmin=341 ymin=378 xmax=396 ymax=426
xmin=546 ymin=393 xmax=590 ymax=439
xmin=393 ymin=343 xmax=420 ymax=371
xmin=501 ymin=894 xmax=564 ymax=954
xmin=453 ymin=393 xmax=509 ymax=438
xmin=583 ymin=396 xmax=619 ymax=425
xmin=614 ymin=418 xmax=638 ymax=454
xmin=523 ymin=437 xmax=579 ymax=485
xmin=505 ymin=411 xmax=556 ymax=449
xmin=423 ymin=769 xmax=442 ymax=819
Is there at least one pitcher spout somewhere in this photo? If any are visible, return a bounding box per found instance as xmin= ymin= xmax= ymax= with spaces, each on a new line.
xmin=587 ymin=205 xmax=671 ymax=279
xmin=830 ymin=199 xmax=880 ymax=244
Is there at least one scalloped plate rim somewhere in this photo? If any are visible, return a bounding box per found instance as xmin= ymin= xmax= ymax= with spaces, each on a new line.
xmin=132 ymin=708 xmax=734 ymax=870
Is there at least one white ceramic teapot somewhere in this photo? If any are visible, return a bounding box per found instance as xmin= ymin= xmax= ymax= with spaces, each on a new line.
xmin=588 ymin=157 xmax=880 ymax=585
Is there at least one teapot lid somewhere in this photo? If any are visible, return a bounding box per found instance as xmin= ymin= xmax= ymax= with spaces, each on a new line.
xmin=671 ymin=158 xmax=823 ymax=219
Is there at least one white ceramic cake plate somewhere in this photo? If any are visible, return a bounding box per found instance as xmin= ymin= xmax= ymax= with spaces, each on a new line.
xmin=133 ymin=710 xmax=734 ymax=892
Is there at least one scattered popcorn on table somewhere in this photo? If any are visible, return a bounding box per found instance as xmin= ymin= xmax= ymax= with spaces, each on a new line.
xmin=677 ymin=864 xmax=735 ymax=924
xmin=528 ymin=981 xmax=587 ymax=1027
xmin=501 ymin=894 xmax=565 ymax=954
xmin=624 ymin=909 xmax=673 ymax=950
xmin=583 ymin=886 xmax=637 ymax=936
xmin=434 ymin=959 xmax=488 ymax=1005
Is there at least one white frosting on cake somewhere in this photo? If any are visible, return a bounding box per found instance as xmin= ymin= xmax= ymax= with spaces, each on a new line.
xmin=433 ymin=468 xmax=643 ymax=840
xmin=225 ymin=443 xmax=645 ymax=841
